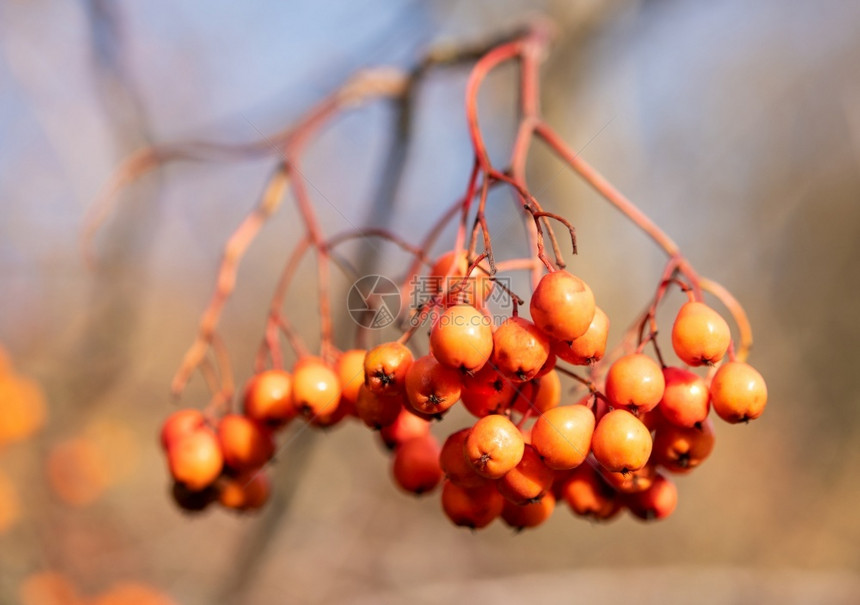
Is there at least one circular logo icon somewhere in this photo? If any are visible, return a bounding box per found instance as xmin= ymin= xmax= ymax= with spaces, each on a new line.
xmin=347 ymin=275 xmax=401 ymax=329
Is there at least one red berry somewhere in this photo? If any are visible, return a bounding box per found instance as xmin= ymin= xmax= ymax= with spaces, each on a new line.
xmin=441 ymin=480 xmax=504 ymax=529
xmin=392 ymin=435 xmax=443 ymax=495
xmin=658 ymin=367 xmax=710 ymax=428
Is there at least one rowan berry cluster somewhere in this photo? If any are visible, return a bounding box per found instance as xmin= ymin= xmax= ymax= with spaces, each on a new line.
xmin=158 ymin=253 xmax=766 ymax=527
xmin=91 ymin=23 xmax=767 ymax=529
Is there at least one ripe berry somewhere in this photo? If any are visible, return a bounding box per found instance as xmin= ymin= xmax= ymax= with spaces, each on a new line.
xmin=533 ymin=351 xmax=557 ymax=378
xmin=243 ymin=370 xmax=294 ymax=427
xmin=167 ymin=427 xmax=223 ymax=491
xmin=218 ymin=471 xmax=271 ymax=511
xmin=291 ymin=357 xmax=342 ymax=418
xmin=625 ymin=473 xmax=677 ymax=521
xmin=460 ymin=364 xmax=516 ymax=417
xmin=428 ymin=250 xmax=493 ymax=307
xmin=335 ymin=349 xmax=367 ymax=406
xmin=658 ymin=367 xmax=710 ymax=428
xmin=553 ymin=306 xmax=609 ymax=365
xmin=404 ymin=354 xmax=462 ymax=416
xmin=709 ymin=361 xmax=767 ymax=423
xmin=355 ymin=384 xmax=403 ymax=430
xmin=529 ymin=271 xmax=596 ymax=341
xmin=379 ymin=407 xmax=431 ymax=450
xmin=464 ymin=415 xmax=525 ymax=479
xmin=501 ymin=492 xmax=556 ymax=530
xmin=514 ymin=369 xmax=561 ymax=415
xmin=46 ymin=437 xmax=109 ymax=507
xmin=496 ymin=444 xmax=555 ymax=504
xmin=308 ymin=398 xmax=353 ymax=429
xmin=392 ymin=434 xmax=443 ymax=495
xmin=591 ymin=409 xmax=652 ymax=473
xmin=491 ymin=316 xmax=551 ymax=382
xmin=530 ymin=405 xmax=595 ymax=470
xmin=0 ymin=374 xmax=46 ymax=445
xmin=364 ymin=342 xmax=413 ymax=396
xmin=430 ymin=304 xmax=493 ymax=372
xmin=217 ymin=414 xmax=275 ymax=471
xmin=599 ymin=462 xmax=657 ymax=494
xmin=558 ymin=464 xmax=621 ymax=521
xmin=652 ymin=418 xmax=715 ymax=473
xmin=671 ymin=301 xmax=731 ymax=366
xmin=533 ymin=369 xmax=562 ymax=411
xmin=605 ymin=353 xmax=665 ymax=414
xmin=439 ymin=428 xmax=489 ymax=488
xmin=160 ymin=409 xmax=206 ymax=450
xmin=441 ymin=480 xmax=504 ymax=529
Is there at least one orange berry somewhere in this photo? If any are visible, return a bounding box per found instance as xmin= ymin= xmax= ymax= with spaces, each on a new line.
xmin=291 ymin=357 xmax=342 ymax=418
xmin=460 ymin=364 xmax=516 ymax=417
xmin=355 ymin=384 xmax=403 ymax=429
xmin=652 ymin=417 xmax=715 ymax=473
xmin=0 ymin=374 xmax=47 ymax=445
xmin=671 ymin=301 xmax=731 ymax=366
xmin=533 ymin=351 xmax=557 ymax=378
xmin=558 ymin=464 xmax=621 ymax=521
xmin=625 ymin=473 xmax=677 ymax=521
xmin=404 ymin=354 xmax=462 ymax=416
xmin=464 ymin=415 xmax=525 ymax=479
xmin=441 ymin=480 xmax=504 ymax=529
xmin=496 ymin=444 xmax=555 ymax=504
xmin=218 ymin=471 xmax=270 ymax=511
xmin=243 ymin=370 xmax=294 ymax=427
xmin=529 ymin=270 xmax=596 ymax=341
xmin=599 ymin=462 xmax=657 ymax=494
xmin=514 ymin=369 xmax=561 ymax=415
xmin=553 ymin=306 xmax=609 ymax=365
xmin=217 ymin=414 xmax=274 ymax=471
xmin=46 ymin=437 xmax=110 ymax=507
xmin=591 ymin=409 xmax=652 ymax=473
xmin=439 ymin=428 xmax=489 ymax=488
xmin=658 ymin=366 xmax=710 ymax=428
xmin=364 ymin=342 xmax=413 ymax=395
xmin=167 ymin=427 xmax=223 ymax=491
xmin=709 ymin=361 xmax=767 ymax=423
xmin=429 ymin=304 xmax=494 ymax=372
xmin=379 ymin=407 xmax=431 ymax=449
xmin=605 ymin=353 xmax=665 ymax=414
xmin=530 ymin=405 xmax=595 ymax=470
xmin=491 ymin=316 xmax=551 ymax=382
xmin=159 ymin=409 xmax=206 ymax=450
xmin=501 ymin=492 xmax=556 ymax=530
xmin=392 ymin=434 xmax=443 ymax=495
xmin=335 ymin=349 xmax=367 ymax=405
xmin=91 ymin=581 xmax=177 ymax=605
xmin=19 ymin=571 xmax=83 ymax=605
xmin=428 ymin=250 xmax=493 ymax=307
xmin=308 ymin=397 xmax=354 ymax=429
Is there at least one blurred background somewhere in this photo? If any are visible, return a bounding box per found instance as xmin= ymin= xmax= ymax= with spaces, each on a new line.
xmin=2 ymin=0 xmax=860 ymax=603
